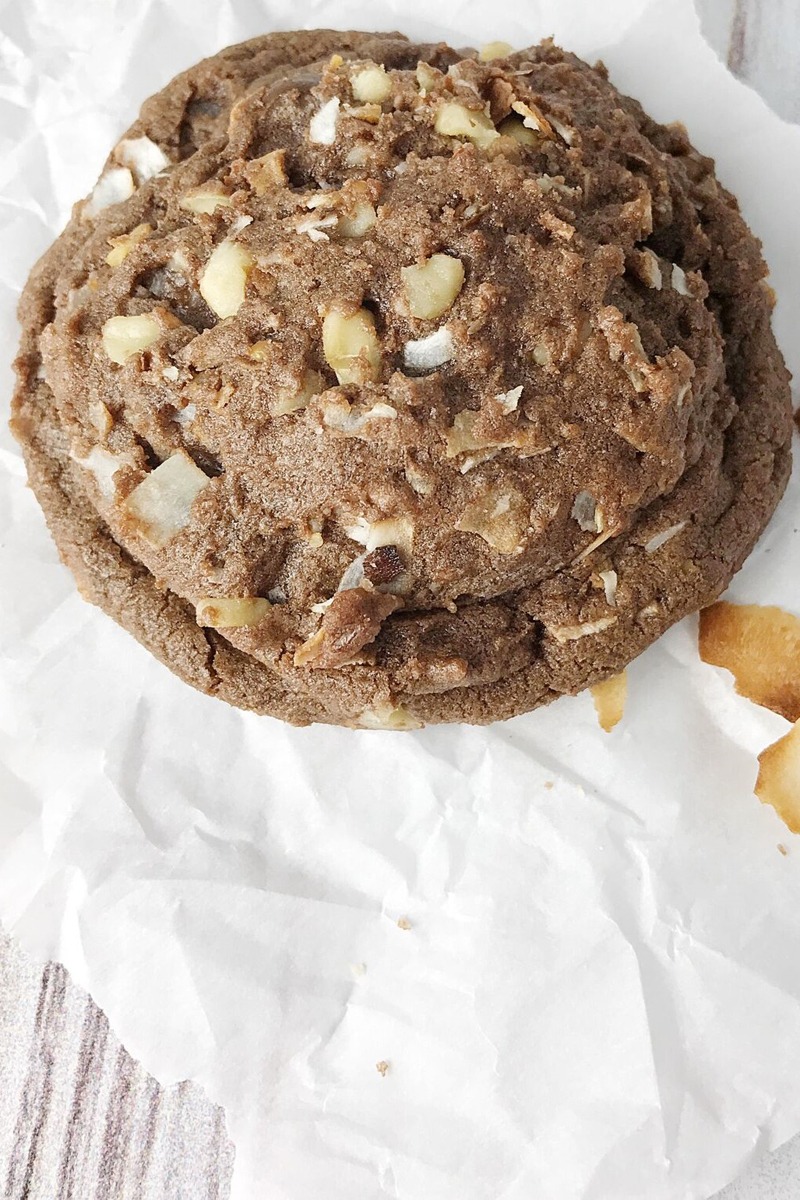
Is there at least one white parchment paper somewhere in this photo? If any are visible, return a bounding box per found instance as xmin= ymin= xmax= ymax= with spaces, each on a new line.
xmin=1 ymin=2 xmax=799 ymax=1197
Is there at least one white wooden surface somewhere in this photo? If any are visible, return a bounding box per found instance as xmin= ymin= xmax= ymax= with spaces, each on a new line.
xmin=1 ymin=2 xmax=798 ymax=1196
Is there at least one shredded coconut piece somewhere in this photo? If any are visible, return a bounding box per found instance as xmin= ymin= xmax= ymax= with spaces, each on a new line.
xmin=671 ymin=264 xmax=689 ymax=295
xmin=309 ymin=97 xmax=340 ymax=145
xmin=162 ymin=365 xmax=180 ymax=383
xmin=72 ymin=446 xmax=134 ymax=499
xmin=296 ymin=212 xmax=339 ymax=242
xmin=571 ymin=491 xmax=600 ymax=533
xmin=549 ymin=615 xmax=618 ymax=644
xmin=115 ymin=136 xmax=170 ymax=183
xmin=403 ymin=327 xmax=454 ymax=371
xmin=84 ymin=167 xmax=135 ymax=218
xmin=644 ymin=521 xmax=686 ymax=553
xmin=175 ymin=402 xmax=196 ymax=427
xmin=496 ymin=385 xmax=523 ymax=413
xmin=599 ymin=569 xmax=618 ymax=607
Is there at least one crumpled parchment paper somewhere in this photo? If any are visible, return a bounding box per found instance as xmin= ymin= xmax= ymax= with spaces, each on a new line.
xmin=1 ymin=1 xmax=799 ymax=1197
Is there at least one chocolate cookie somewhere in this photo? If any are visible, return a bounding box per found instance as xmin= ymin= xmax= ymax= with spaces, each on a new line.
xmin=11 ymin=30 xmax=793 ymax=728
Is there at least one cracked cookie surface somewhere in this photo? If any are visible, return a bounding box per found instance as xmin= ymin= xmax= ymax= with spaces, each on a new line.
xmin=12 ymin=29 xmax=793 ymax=727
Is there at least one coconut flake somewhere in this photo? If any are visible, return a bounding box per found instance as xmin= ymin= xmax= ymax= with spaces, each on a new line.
xmin=309 ymin=97 xmax=340 ymax=145
xmin=162 ymin=365 xmax=180 ymax=383
xmin=337 ymin=554 xmax=368 ymax=592
xmin=599 ymin=569 xmax=618 ymax=607
xmin=84 ymin=167 xmax=135 ymax=218
xmin=549 ymin=615 xmax=618 ymax=644
xmin=403 ymin=327 xmax=454 ymax=371
xmin=550 ymin=117 xmax=575 ymax=145
xmin=571 ymin=491 xmax=600 ymax=533
xmin=496 ymin=385 xmax=523 ymax=414
xmin=671 ymin=264 xmax=689 ymax=295
xmin=175 ymin=402 xmax=197 ymax=427
xmin=122 ymin=452 xmax=211 ymax=548
xmin=115 ymin=136 xmax=170 ymax=183
xmin=229 ymin=214 xmax=254 ymax=236
xmin=344 ymin=515 xmax=413 ymax=552
xmin=644 ymin=521 xmax=686 ymax=554
xmin=323 ymin=400 xmax=398 ymax=435
xmin=73 ymin=445 xmax=135 ymax=499
xmin=296 ymin=212 xmax=339 ymax=242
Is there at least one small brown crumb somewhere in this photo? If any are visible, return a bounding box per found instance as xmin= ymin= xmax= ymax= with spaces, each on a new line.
xmin=778 ymin=843 xmax=789 ymax=857
xmin=755 ymin=721 xmax=800 ymax=833
xmin=376 ymin=1060 xmax=390 ymax=1076
xmin=699 ymin=602 xmax=800 ymax=721
xmin=396 ymin=916 xmax=412 ymax=930
xmin=591 ymin=671 xmax=627 ymax=732
xmin=363 ymin=544 xmax=404 ymax=587
xmin=543 ymin=781 xmax=554 ymax=790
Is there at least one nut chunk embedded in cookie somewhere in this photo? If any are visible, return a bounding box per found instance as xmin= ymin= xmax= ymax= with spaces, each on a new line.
xmin=295 ymin=588 xmax=400 ymax=668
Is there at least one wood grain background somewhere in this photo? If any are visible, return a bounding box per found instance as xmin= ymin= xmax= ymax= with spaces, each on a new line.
xmin=1 ymin=2 xmax=797 ymax=1195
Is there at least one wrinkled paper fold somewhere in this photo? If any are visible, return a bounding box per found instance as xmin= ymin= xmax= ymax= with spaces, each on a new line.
xmin=1 ymin=1 xmax=799 ymax=1197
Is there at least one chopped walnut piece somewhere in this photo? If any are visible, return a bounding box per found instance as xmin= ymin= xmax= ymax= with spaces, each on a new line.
xmin=295 ymin=587 xmax=400 ymax=668
xmin=271 ymin=370 xmax=325 ymax=416
xmin=498 ymin=116 xmax=539 ymax=146
xmin=756 ymin=722 xmax=800 ymax=833
xmin=243 ymin=149 xmax=288 ymax=194
xmin=195 ymin=597 xmax=271 ymax=628
xmin=479 ymin=41 xmax=513 ymax=61
xmin=358 ymin=701 xmax=422 ymax=730
xmin=401 ymin=254 xmax=465 ymax=320
xmin=179 ymin=186 xmax=233 ymax=215
xmin=322 ymin=307 xmax=382 ymax=385
xmin=199 ymin=240 xmax=253 ymax=319
xmin=337 ymin=200 xmax=377 ymax=237
xmin=456 ymin=485 xmax=529 ymax=554
xmin=699 ymin=602 xmax=800 ymax=722
xmin=101 ymin=312 xmax=161 ymax=364
xmin=416 ymin=62 xmax=439 ymax=93
xmin=434 ymin=102 xmax=500 ymax=149
xmin=591 ymin=671 xmax=627 ymax=732
xmin=352 ymin=64 xmax=392 ymax=104
xmin=105 ymin=222 xmax=153 ymax=266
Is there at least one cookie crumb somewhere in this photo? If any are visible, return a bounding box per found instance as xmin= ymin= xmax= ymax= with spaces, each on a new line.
xmin=376 ymin=1060 xmax=390 ymax=1076
xmin=396 ymin=916 xmax=412 ymax=930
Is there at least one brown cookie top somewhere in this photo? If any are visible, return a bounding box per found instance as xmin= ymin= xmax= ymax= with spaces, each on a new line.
xmin=12 ymin=30 xmax=793 ymax=727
